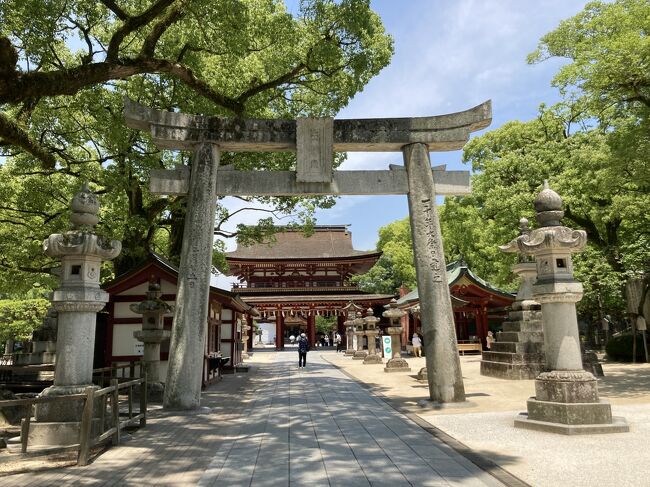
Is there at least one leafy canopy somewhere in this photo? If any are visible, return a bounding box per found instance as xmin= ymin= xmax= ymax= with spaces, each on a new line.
xmin=0 ymin=0 xmax=393 ymax=295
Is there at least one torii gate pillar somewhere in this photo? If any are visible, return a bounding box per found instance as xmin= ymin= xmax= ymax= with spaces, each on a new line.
xmin=404 ymin=143 xmax=465 ymax=402
xmin=164 ymin=143 xmax=220 ymax=409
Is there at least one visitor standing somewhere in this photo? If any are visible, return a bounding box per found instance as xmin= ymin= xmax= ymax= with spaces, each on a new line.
xmin=297 ymin=332 xmax=310 ymax=368
xmin=411 ymin=332 xmax=422 ymax=357
xmin=324 ymin=335 xmax=330 ymax=347
xmin=289 ymin=334 xmax=296 ymax=345
xmin=486 ymin=330 xmax=494 ymax=350
xmin=335 ymin=332 xmax=342 ymax=352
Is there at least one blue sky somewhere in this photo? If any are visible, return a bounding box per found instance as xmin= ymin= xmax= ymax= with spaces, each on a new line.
xmin=214 ymin=0 xmax=591 ymax=288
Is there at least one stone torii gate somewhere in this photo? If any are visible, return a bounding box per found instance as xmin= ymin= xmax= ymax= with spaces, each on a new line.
xmin=124 ymin=98 xmax=491 ymax=409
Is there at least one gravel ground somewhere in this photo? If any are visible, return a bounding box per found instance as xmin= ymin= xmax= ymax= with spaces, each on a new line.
xmin=328 ymin=351 xmax=650 ymax=487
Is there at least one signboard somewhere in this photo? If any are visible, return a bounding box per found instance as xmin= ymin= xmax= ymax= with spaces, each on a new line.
xmin=134 ymin=343 xmax=144 ymax=356
xmin=382 ymin=336 xmax=392 ymax=358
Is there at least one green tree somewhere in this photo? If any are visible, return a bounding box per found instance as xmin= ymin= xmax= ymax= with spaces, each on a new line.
xmin=350 ymin=217 xmax=416 ymax=294
xmin=315 ymin=315 xmax=336 ymax=335
xmin=0 ymin=298 xmax=50 ymax=345
xmin=0 ymin=0 xmax=393 ymax=294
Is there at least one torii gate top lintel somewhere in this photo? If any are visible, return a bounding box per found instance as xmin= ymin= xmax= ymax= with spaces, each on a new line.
xmin=123 ymin=97 xmax=491 ymax=153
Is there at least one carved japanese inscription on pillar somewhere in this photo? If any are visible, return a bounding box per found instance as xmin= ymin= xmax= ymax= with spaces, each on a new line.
xmin=421 ymin=197 xmax=443 ymax=281
xmin=296 ymin=117 xmax=333 ymax=183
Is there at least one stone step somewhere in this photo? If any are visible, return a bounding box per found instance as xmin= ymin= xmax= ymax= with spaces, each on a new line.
xmin=480 ymin=360 xmax=545 ymax=380
xmin=506 ymin=310 xmax=542 ymax=321
xmin=502 ymin=321 xmax=544 ymax=333
xmin=31 ymin=341 xmax=57 ymax=353
xmin=13 ymin=352 xmax=56 ymax=366
xmin=482 ymin=350 xmax=546 ymax=364
xmin=498 ymin=331 xmax=544 ymax=343
xmin=491 ymin=341 xmax=544 ymax=354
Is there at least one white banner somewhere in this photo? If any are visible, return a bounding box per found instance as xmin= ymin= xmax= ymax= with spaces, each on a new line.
xmin=382 ymin=335 xmax=392 ymax=358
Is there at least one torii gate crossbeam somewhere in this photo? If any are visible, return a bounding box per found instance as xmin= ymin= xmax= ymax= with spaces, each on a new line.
xmin=123 ymin=99 xmax=492 ymax=409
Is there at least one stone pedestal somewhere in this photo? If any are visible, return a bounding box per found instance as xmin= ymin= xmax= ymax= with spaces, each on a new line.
xmin=515 ymin=370 xmax=628 ymax=434
xmin=502 ymin=182 xmax=627 ymax=434
xmin=363 ymin=330 xmax=382 ymax=364
xmin=384 ymin=326 xmax=410 ymax=373
xmin=242 ymin=323 xmax=251 ymax=360
xmin=344 ymin=324 xmax=356 ymax=356
xmin=30 ymin=184 xmax=121 ymax=447
xmin=481 ymin=257 xmax=546 ymax=380
xmin=353 ymin=326 xmax=367 ymax=360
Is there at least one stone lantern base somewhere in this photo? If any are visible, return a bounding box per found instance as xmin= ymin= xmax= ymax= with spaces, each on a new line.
xmin=416 ymin=367 xmax=428 ymax=381
xmin=514 ymin=370 xmax=629 ymax=435
xmin=363 ymin=354 xmax=383 ymax=365
xmin=344 ymin=349 xmax=356 ymax=356
xmin=384 ymin=357 xmax=411 ymax=373
xmin=353 ymin=350 xmax=368 ymax=360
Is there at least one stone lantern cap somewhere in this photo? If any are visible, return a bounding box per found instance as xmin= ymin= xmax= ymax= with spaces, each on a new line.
xmin=383 ymin=298 xmax=406 ymax=321
xmin=43 ymin=183 xmax=122 ymax=261
xmin=499 ymin=181 xmax=587 ymax=257
xmin=341 ymin=300 xmax=364 ymax=319
xmin=534 ymin=180 xmax=564 ymax=227
xmin=364 ymin=308 xmax=380 ymax=330
xmin=70 ymin=183 xmax=100 ymax=228
xmin=130 ymin=281 xmax=174 ymax=315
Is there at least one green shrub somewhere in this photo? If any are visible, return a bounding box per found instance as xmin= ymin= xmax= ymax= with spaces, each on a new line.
xmin=0 ymin=298 xmax=50 ymax=345
xmin=605 ymin=334 xmax=647 ymax=362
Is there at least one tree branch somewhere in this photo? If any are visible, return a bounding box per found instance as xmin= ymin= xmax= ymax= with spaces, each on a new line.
xmin=236 ymin=63 xmax=307 ymax=105
xmin=0 ymin=111 xmax=56 ymax=168
xmin=100 ymin=0 xmax=129 ymax=21
xmin=140 ymin=1 xmax=187 ymax=58
xmin=0 ymin=59 xmax=242 ymax=113
xmin=106 ymin=0 xmax=178 ymax=61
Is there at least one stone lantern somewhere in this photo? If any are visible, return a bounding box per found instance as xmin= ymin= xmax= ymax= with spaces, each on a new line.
xmin=241 ymin=317 xmax=252 ymax=360
xmin=501 ymin=181 xmax=627 ymax=434
xmin=131 ymin=281 xmax=173 ymax=401
xmin=352 ymin=313 xmax=368 ymax=360
xmin=341 ymin=301 xmax=363 ymax=356
xmin=383 ymin=299 xmax=410 ymax=373
xmin=363 ymin=308 xmax=382 ymax=365
xmin=34 ymin=184 xmax=121 ymax=445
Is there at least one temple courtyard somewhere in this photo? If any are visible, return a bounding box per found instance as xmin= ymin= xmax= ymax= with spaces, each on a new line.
xmin=4 ymin=350 xmax=649 ymax=486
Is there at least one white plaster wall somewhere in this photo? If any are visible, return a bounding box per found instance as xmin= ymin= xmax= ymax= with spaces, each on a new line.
xmin=258 ymin=322 xmax=276 ymax=344
xmin=112 ymin=324 xmax=141 ymax=356
xmin=114 ymin=302 xmax=139 ymax=319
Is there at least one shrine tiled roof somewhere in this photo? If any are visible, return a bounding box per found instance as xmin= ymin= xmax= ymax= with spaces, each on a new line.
xmin=226 ymin=226 xmax=381 ymax=261
xmin=396 ymin=260 xmax=514 ymax=306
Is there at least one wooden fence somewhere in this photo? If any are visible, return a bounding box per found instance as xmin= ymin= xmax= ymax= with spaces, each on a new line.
xmin=0 ymin=372 xmax=147 ymax=466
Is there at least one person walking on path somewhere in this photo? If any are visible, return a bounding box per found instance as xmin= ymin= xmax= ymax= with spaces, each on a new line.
xmin=335 ymin=332 xmax=342 ymax=352
xmin=297 ymin=332 xmax=310 ymax=368
xmin=411 ymin=332 xmax=422 ymax=357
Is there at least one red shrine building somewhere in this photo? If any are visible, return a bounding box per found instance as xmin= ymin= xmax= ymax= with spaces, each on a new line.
xmin=396 ymin=260 xmax=515 ymax=348
xmin=225 ymin=226 xmax=394 ymax=348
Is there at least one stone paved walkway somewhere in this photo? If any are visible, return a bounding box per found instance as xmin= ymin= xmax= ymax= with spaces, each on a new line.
xmin=8 ymin=351 xmax=504 ymax=486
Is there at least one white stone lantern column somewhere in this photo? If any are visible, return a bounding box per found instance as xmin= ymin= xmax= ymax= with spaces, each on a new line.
xmin=501 ymin=181 xmax=627 ymax=434
xmin=33 ymin=184 xmax=121 ymax=443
